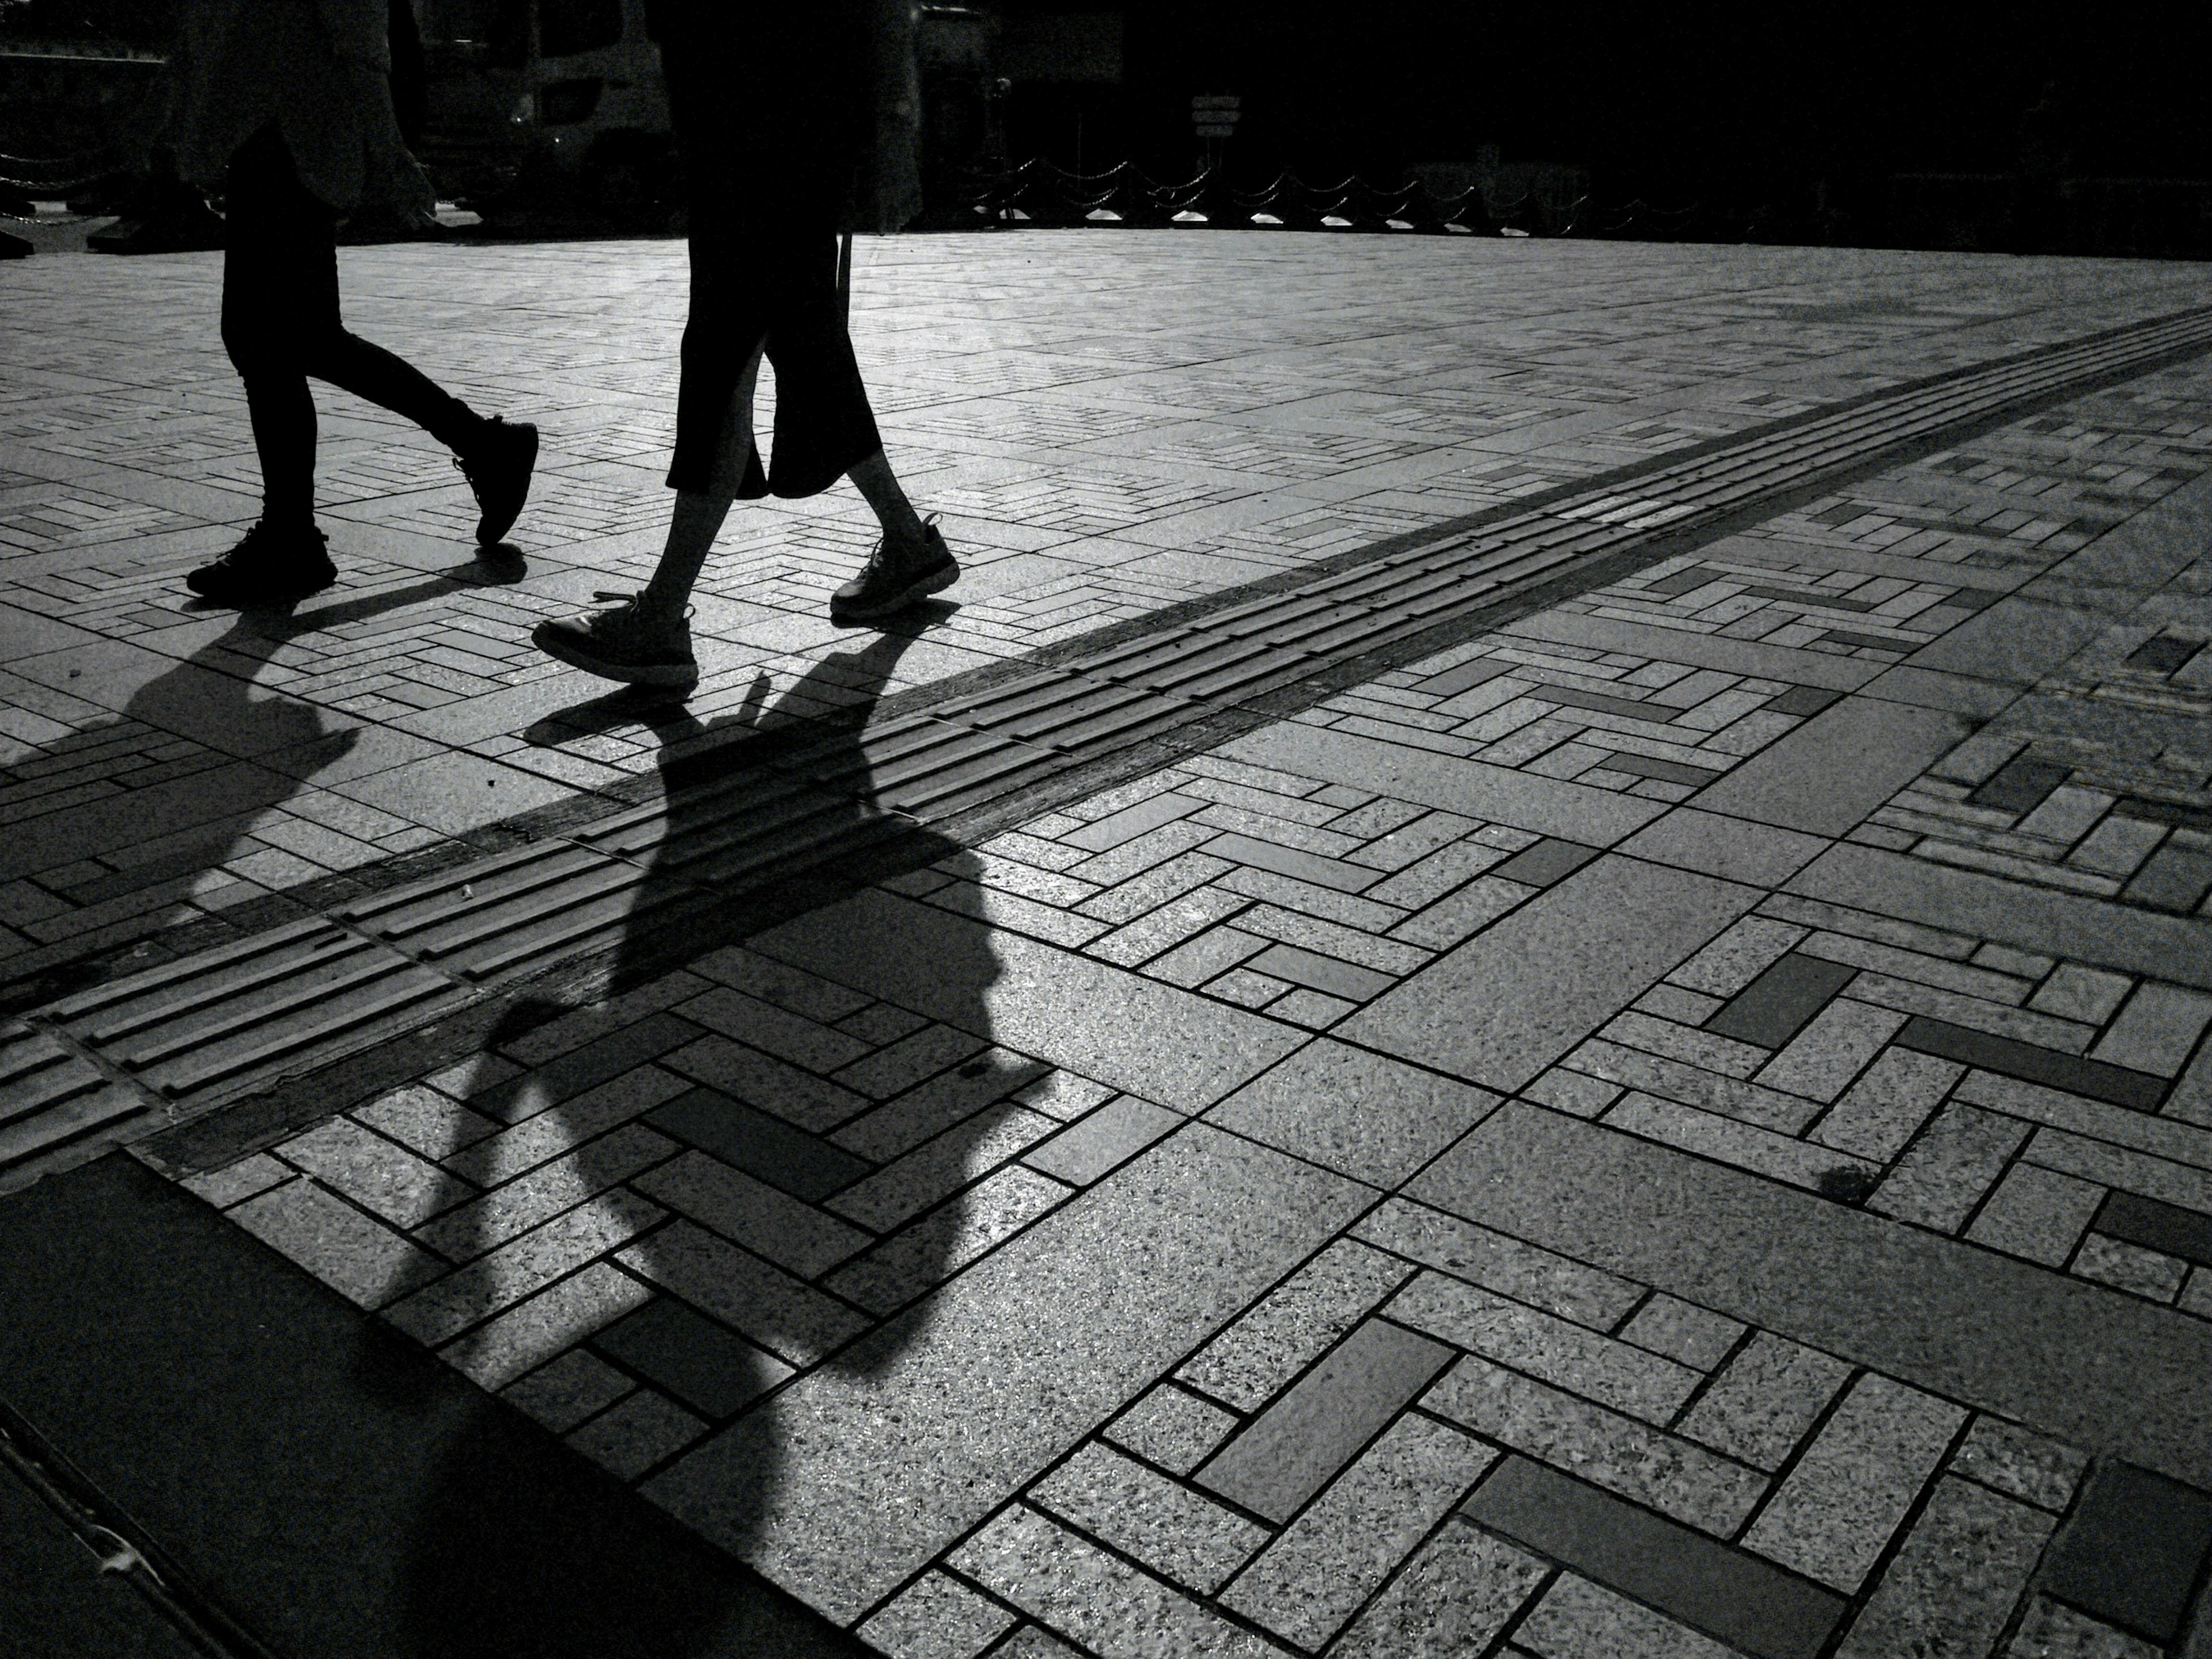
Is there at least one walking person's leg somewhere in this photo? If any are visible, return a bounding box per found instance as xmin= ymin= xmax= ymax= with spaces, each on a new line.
xmin=533 ymin=229 xmax=954 ymax=686
xmin=188 ymin=128 xmax=539 ymax=605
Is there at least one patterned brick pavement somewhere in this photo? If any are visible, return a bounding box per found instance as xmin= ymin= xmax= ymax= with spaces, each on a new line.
xmin=9 ymin=234 xmax=2212 ymax=1656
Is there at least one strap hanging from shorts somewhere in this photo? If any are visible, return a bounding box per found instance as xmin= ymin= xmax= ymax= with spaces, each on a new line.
xmin=836 ymin=233 xmax=854 ymax=328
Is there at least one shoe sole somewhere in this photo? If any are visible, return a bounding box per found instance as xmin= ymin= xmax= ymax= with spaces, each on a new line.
xmin=184 ymin=568 xmax=337 ymax=604
xmin=828 ymin=556 xmax=960 ymax=625
xmin=476 ymin=426 xmax=540 ymax=547
xmin=533 ymin=624 xmax=698 ymax=688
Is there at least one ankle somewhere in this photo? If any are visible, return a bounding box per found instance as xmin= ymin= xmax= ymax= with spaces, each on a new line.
xmin=634 ymin=590 xmax=689 ymax=626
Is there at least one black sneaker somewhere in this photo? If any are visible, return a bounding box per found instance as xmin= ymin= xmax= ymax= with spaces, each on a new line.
xmin=185 ymin=521 xmax=337 ymax=605
xmin=830 ymin=516 xmax=959 ymax=625
xmin=532 ymin=591 xmax=698 ymax=688
xmin=454 ymin=416 xmax=539 ymax=547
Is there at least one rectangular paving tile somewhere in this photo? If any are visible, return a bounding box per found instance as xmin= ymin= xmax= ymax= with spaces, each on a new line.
xmin=1178 ymin=1239 xmax=1416 ymax=1412
xmin=645 ymin=1086 xmax=870 ymax=1204
xmin=589 ymin=1296 xmax=793 ymax=1419
xmin=1620 ymin=808 xmax=1830 ymax=888
xmin=1194 ymin=1316 xmax=1454 ymax=1524
xmin=631 ymin=1150 xmax=870 ymax=1279
xmin=1895 ymin=1014 xmax=2168 ymax=1112
xmin=1387 ymin=1270 xmax=1700 ymax=1423
xmin=1463 ymin=1455 xmax=1844 ymax=1659
xmin=229 ymin=1179 xmax=444 ymax=1310
xmin=1425 ymin=1356 xmax=1766 ymax=1535
xmin=1740 ymin=1373 xmax=1966 ymax=1592
xmin=750 ymin=888 xmax=1305 ymax=1111
xmin=1832 ymin=1476 xmax=2054 ymax=1658
xmin=616 ymin=1220 xmax=868 ymax=1369
xmin=1905 ymin=595 xmax=2112 ymax=687
xmin=1207 ymin=1039 xmax=1499 ymax=1188
xmin=1690 ymin=697 xmax=1968 ymax=838
xmin=1328 ymin=1522 xmax=1547 ymax=1659
xmin=642 ymin=1125 xmax=1365 ymax=1624
xmin=2094 ymin=1190 xmax=2212 ymax=1269
xmin=1676 ymin=1331 xmax=1852 ymax=1471
xmin=1487 ymin=838 xmax=1604 ymax=889
xmin=1247 ymin=941 xmax=1393 ymax=1001
xmin=1408 ymin=1104 xmax=2212 ymax=1490
xmin=948 ymin=1505 xmax=1282 ymax=1658
xmin=1021 ymin=1096 xmax=1179 ymax=1186
xmin=1504 ymin=611 xmax=1884 ymax=693
xmin=1218 ymin=721 xmax=1666 ymax=845
xmin=2039 ymin=1461 xmax=2212 ymax=1644
xmin=1218 ymin=1412 xmax=1495 ymax=1649
xmin=1350 ymin=1196 xmax=1645 ymax=1330
xmin=1787 ymin=843 xmax=2212 ymax=991
xmin=1338 ymin=857 xmax=1762 ymax=1092
xmin=1704 ymin=953 xmax=1857 ymax=1049
xmin=1030 ymin=1441 xmax=1267 ymax=1594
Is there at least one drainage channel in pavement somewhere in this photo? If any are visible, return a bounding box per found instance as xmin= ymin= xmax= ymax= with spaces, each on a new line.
xmin=5 ymin=301 xmax=2212 ymax=1191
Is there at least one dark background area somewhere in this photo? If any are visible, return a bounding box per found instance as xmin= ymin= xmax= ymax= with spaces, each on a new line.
xmin=1044 ymin=2 xmax=2212 ymax=191
xmin=5 ymin=0 xmax=2208 ymax=252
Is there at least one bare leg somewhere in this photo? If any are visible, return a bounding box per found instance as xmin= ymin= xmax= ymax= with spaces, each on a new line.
xmin=639 ymin=490 xmax=732 ymax=622
xmin=638 ymin=346 xmax=761 ymax=622
xmin=849 ymin=449 xmax=927 ymax=548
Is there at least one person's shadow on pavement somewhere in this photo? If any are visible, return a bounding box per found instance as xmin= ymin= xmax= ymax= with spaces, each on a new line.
xmin=361 ymin=624 xmax=1040 ymax=1655
xmin=0 ymin=559 xmax=519 ymax=1009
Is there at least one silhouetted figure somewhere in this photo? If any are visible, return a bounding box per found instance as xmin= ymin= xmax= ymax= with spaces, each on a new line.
xmin=170 ymin=0 xmax=540 ymax=605
xmin=531 ymin=0 xmax=948 ymax=691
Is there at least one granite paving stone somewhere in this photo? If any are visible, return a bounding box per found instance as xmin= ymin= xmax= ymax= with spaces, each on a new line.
xmin=589 ymin=1295 xmax=794 ymax=1419
xmin=1342 ymin=858 xmax=1762 ymax=1092
xmin=1870 ymin=1102 xmax=2032 ymax=1231
xmin=2039 ymin=1461 xmax=2212 ymax=1644
xmin=1676 ymin=1331 xmax=1854 ymax=1471
xmin=1426 ymin=1357 xmax=1767 ymax=1536
xmin=753 ymin=890 xmax=1305 ymax=1111
xmin=384 ymin=1188 xmax=666 ymax=1346
xmin=47 ymin=237 xmax=2212 ymax=1656
xmin=1030 ymin=1442 xmax=1268 ymax=1595
xmin=1351 ymin=1196 xmax=1645 ymax=1330
xmin=1950 ymin=1416 xmax=2091 ymax=1513
xmin=826 ymin=1165 xmax=1074 ymax=1315
xmin=1618 ymin=1296 xmax=1748 ymax=1372
xmin=854 ymin=1570 xmax=1018 ymax=1659
xmin=1207 ymin=1040 xmax=1499 ymax=1188
xmin=1965 ymin=1163 xmax=2107 ymax=1265
xmin=616 ymin=1219 xmax=869 ymax=1368
xmin=229 ymin=1178 xmax=445 ymax=1310
xmin=1743 ymin=1372 xmax=1968 ymax=1590
xmin=565 ymin=1389 xmax=707 ymax=1482
xmin=498 ymin=1347 xmax=636 ymax=1434
xmin=1513 ymin=1574 xmax=1741 ymax=1659
xmin=632 ymin=1150 xmax=871 ymax=1278
xmin=1463 ymin=1455 xmax=1843 ymax=1659
xmin=1177 ymin=1238 xmax=1416 ymax=1412
xmin=1102 ymin=1385 xmax=1239 ymax=1478
xmin=644 ymin=1086 xmax=871 ymax=1203
xmin=1415 ymin=1101 xmax=2212 ymax=1484
xmin=1387 ymin=1271 xmax=1703 ymax=1423
xmin=645 ymin=1126 xmax=1363 ymax=1623
xmin=1021 ymin=1096 xmax=1180 ymax=1186
xmin=1833 ymin=1475 xmax=2055 ymax=1654
xmin=947 ymin=1505 xmax=1285 ymax=1658
xmin=1217 ymin=1411 xmax=1495 ymax=1648
xmin=2006 ymin=1597 xmax=2162 ymax=1659
xmin=1195 ymin=1317 xmax=1454 ymax=1524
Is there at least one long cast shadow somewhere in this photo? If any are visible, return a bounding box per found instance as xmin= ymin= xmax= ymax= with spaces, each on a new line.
xmin=0 ymin=559 xmax=523 ymax=1011
xmin=370 ymin=620 xmax=1042 ymax=1652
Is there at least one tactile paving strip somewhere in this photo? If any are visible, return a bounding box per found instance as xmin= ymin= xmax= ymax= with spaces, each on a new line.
xmin=9 ymin=301 xmax=2211 ymax=1171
